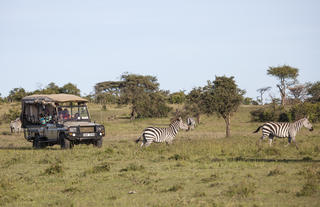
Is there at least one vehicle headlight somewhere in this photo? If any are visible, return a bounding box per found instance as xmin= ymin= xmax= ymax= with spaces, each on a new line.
xmin=96 ymin=125 xmax=104 ymax=132
xmin=96 ymin=125 xmax=105 ymax=136
xmin=68 ymin=127 xmax=77 ymax=133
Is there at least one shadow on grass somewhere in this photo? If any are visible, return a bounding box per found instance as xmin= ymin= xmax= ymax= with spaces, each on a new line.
xmin=211 ymin=157 xmax=320 ymax=163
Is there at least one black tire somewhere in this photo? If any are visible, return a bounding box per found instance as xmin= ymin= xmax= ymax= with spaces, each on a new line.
xmin=33 ymin=136 xmax=46 ymax=149
xmin=32 ymin=137 xmax=39 ymax=149
xmin=93 ymin=138 xmax=103 ymax=148
xmin=60 ymin=133 xmax=71 ymax=149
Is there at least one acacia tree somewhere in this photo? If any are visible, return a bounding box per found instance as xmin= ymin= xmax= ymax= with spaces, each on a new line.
xmin=7 ymin=88 xmax=28 ymax=102
xmin=257 ymin=86 xmax=271 ymax=105
xmin=307 ymin=81 xmax=320 ymax=103
xmin=288 ymin=84 xmax=307 ymax=103
xmin=202 ymin=76 xmax=244 ymax=137
xmin=60 ymin=83 xmax=80 ymax=96
xmin=267 ymin=65 xmax=299 ymax=106
xmin=94 ymin=73 xmax=171 ymax=119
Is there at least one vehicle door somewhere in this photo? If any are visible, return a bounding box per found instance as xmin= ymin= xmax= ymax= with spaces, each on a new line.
xmin=45 ymin=123 xmax=58 ymax=140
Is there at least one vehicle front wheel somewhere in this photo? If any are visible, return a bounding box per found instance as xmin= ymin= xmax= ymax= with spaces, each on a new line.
xmin=93 ymin=138 xmax=103 ymax=148
xmin=60 ymin=133 xmax=71 ymax=149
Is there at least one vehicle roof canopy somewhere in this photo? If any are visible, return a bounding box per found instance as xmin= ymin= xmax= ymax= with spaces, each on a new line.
xmin=22 ymin=94 xmax=88 ymax=105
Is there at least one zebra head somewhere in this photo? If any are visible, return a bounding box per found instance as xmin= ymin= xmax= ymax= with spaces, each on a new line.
xmin=177 ymin=117 xmax=189 ymax=131
xmin=303 ymin=117 xmax=313 ymax=131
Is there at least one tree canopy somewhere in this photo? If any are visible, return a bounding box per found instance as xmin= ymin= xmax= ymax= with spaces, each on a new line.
xmin=307 ymin=81 xmax=320 ymax=103
xmin=94 ymin=73 xmax=171 ymax=119
xmin=202 ymin=76 xmax=244 ymax=137
xmin=267 ymin=65 xmax=299 ymax=106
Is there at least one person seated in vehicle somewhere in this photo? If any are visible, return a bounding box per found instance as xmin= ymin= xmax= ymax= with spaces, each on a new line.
xmin=58 ymin=107 xmax=63 ymax=120
xmin=39 ymin=114 xmax=46 ymax=125
xmin=45 ymin=112 xmax=52 ymax=123
xmin=73 ymin=112 xmax=80 ymax=120
xmin=62 ymin=109 xmax=70 ymax=120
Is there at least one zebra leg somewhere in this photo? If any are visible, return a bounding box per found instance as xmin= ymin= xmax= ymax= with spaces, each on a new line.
xmin=292 ymin=137 xmax=299 ymax=150
xmin=166 ymin=139 xmax=173 ymax=145
xmin=144 ymin=141 xmax=152 ymax=147
xmin=268 ymin=135 xmax=274 ymax=147
xmin=285 ymin=137 xmax=291 ymax=147
xmin=257 ymin=135 xmax=266 ymax=147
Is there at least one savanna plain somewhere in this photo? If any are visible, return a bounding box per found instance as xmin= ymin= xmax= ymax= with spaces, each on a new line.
xmin=0 ymin=103 xmax=319 ymax=207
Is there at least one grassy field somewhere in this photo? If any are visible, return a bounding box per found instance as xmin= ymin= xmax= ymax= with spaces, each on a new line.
xmin=0 ymin=103 xmax=319 ymax=207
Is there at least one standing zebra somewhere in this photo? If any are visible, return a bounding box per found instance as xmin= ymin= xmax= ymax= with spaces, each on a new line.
xmin=254 ymin=117 xmax=314 ymax=149
xmin=187 ymin=117 xmax=196 ymax=131
xmin=135 ymin=117 xmax=189 ymax=147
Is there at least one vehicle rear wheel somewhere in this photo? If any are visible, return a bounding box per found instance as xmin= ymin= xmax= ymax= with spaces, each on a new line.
xmin=60 ymin=133 xmax=71 ymax=149
xmin=93 ymin=138 xmax=103 ymax=148
xmin=33 ymin=136 xmax=46 ymax=149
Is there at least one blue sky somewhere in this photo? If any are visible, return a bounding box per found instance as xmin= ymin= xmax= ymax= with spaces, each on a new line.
xmin=1 ymin=0 xmax=319 ymax=101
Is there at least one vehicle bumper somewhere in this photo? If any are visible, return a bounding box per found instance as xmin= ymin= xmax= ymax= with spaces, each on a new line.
xmin=67 ymin=132 xmax=104 ymax=141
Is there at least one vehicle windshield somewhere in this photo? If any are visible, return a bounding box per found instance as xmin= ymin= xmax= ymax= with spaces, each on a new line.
xmin=57 ymin=104 xmax=90 ymax=122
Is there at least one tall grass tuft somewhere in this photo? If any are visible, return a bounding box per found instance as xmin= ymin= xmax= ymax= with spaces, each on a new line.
xmin=91 ymin=162 xmax=111 ymax=173
xmin=226 ymin=181 xmax=256 ymax=198
xmin=43 ymin=163 xmax=63 ymax=175
xmin=120 ymin=163 xmax=144 ymax=172
xmin=296 ymin=180 xmax=318 ymax=197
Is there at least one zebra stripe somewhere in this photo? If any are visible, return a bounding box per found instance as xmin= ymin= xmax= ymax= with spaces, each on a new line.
xmin=254 ymin=118 xmax=313 ymax=149
xmin=136 ymin=117 xmax=188 ymax=147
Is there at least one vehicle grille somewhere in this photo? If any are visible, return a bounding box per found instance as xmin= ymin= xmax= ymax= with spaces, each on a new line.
xmin=80 ymin=126 xmax=95 ymax=133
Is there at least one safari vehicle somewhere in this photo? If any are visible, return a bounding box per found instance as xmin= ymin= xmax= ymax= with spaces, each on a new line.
xmin=20 ymin=94 xmax=105 ymax=149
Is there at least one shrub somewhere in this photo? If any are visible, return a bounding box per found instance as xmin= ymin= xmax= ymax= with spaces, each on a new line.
xmin=290 ymin=102 xmax=320 ymax=123
xmin=135 ymin=92 xmax=172 ymax=118
xmin=168 ymin=91 xmax=186 ymax=104
xmin=1 ymin=108 xmax=21 ymax=123
xmin=250 ymin=105 xmax=293 ymax=122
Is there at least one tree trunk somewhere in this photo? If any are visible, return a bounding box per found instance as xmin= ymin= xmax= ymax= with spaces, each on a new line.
xmin=196 ymin=114 xmax=200 ymax=125
xmin=277 ymin=81 xmax=286 ymax=106
xmin=224 ymin=114 xmax=231 ymax=138
xmin=130 ymin=107 xmax=136 ymax=120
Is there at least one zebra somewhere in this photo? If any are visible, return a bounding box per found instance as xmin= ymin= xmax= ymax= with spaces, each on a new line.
xmin=135 ymin=117 xmax=189 ymax=147
xmin=187 ymin=117 xmax=196 ymax=131
xmin=253 ymin=117 xmax=314 ymax=149
xmin=10 ymin=118 xmax=22 ymax=133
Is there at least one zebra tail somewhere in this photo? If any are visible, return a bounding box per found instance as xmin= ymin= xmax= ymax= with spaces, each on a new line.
xmin=253 ymin=126 xmax=262 ymax=133
xmin=135 ymin=136 xmax=141 ymax=143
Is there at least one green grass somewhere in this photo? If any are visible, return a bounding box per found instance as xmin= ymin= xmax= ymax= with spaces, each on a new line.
xmin=0 ymin=103 xmax=319 ymax=206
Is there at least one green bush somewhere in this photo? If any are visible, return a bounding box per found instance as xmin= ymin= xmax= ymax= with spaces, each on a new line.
xmin=168 ymin=91 xmax=186 ymax=104
xmin=251 ymin=102 xmax=320 ymax=123
xmin=1 ymin=108 xmax=21 ymax=123
xmin=250 ymin=107 xmax=278 ymax=122
xmin=135 ymin=92 xmax=172 ymax=118
xmin=290 ymin=102 xmax=320 ymax=123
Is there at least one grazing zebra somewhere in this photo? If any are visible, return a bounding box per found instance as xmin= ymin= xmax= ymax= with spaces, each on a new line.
xmin=253 ymin=117 xmax=314 ymax=149
xmin=10 ymin=118 xmax=22 ymax=133
xmin=187 ymin=117 xmax=196 ymax=131
xmin=135 ymin=117 xmax=189 ymax=147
